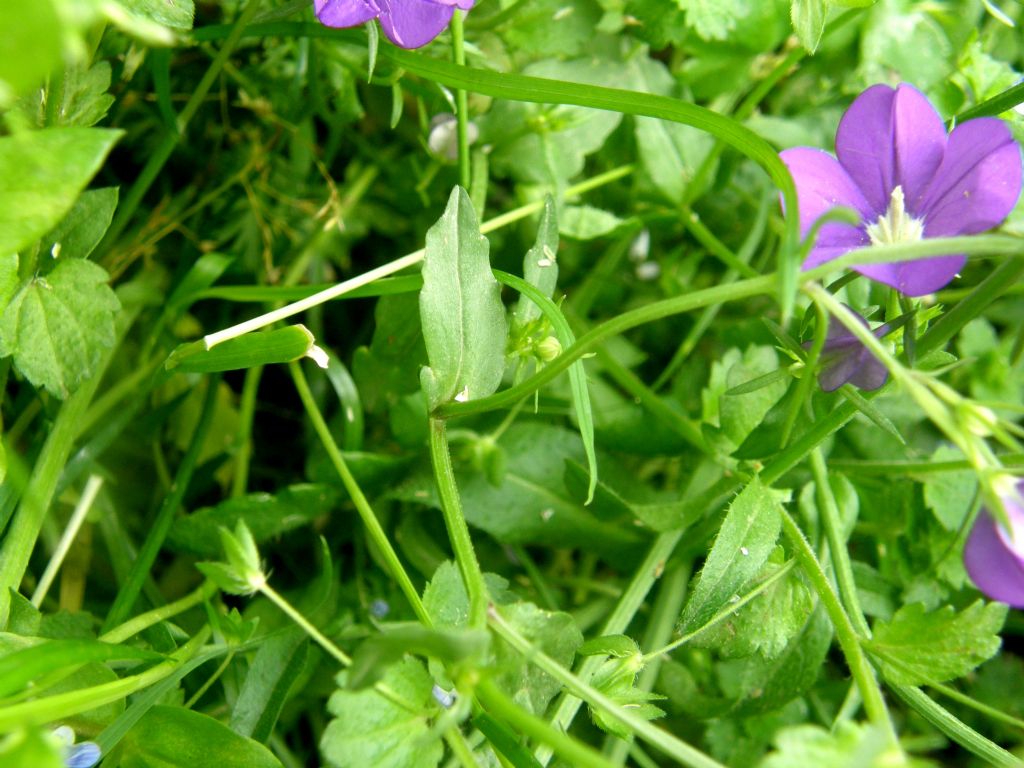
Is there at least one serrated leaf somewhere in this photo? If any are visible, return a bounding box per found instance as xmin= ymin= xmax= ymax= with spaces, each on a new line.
xmin=512 ymin=195 xmax=559 ymax=327
xmin=761 ymin=722 xmax=929 ymax=768
xmin=321 ymin=657 xmax=443 ymax=768
xmin=119 ymin=706 xmax=282 ymax=768
xmin=0 ymin=128 xmax=122 ymax=257
xmin=419 ymin=187 xmax=508 ymax=411
xmin=865 ymin=601 xmax=1006 ymax=686
xmin=57 ymin=62 xmax=116 ymax=127
xmin=680 ymin=0 xmax=743 ymax=40
xmin=679 ymin=477 xmax=787 ymax=634
xmin=0 ymin=258 xmax=120 ymax=398
xmin=43 ymin=188 xmax=119 ymax=261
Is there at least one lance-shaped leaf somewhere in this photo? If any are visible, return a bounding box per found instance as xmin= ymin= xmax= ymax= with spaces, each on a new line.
xmin=512 ymin=195 xmax=559 ymax=327
xmin=419 ymin=187 xmax=508 ymax=411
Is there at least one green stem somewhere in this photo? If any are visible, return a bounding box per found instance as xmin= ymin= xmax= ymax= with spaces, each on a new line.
xmin=289 ymin=362 xmax=431 ymax=626
xmin=449 ymin=11 xmax=471 ymax=191
xmin=929 ymin=682 xmax=1024 ymax=733
xmin=809 ymin=449 xmax=872 ymax=637
xmin=778 ymin=508 xmax=899 ymax=747
xmin=100 ymin=0 xmax=263 ymax=253
xmin=0 ymin=372 xmax=106 ymax=628
xmin=231 ymin=364 xmax=263 ymax=497
xmin=890 ymin=684 xmax=1021 ymax=768
xmin=428 ymin=417 xmax=487 ymax=628
xmin=100 ymin=580 xmax=218 ymax=644
xmin=489 ymin=606 xmax=726 ymax=768
xmin=538 ymin=530 xmax=682 ymax=765
xmin=102 ymin=376 xmax=220 ymax=632
xmin=258 ymin=582 xmax=351 ymax=666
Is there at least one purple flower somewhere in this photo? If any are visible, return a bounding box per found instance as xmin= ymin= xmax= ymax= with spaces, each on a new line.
xmin=315 ymin=0 xmax=475 ymax=49
xmin=811 ymin=310 xmax=889 ymax=392
xmin=781 ymin=83 xmax=1022 ymax=296
xmin=964 ymin=478 xmax=1024 ymax=607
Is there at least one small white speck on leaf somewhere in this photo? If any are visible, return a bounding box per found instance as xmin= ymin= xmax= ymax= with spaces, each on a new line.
xmin=455 ymin=386 xmax=470 ymax=402
xmin=740 ymin=546 xmax=749 ymax=556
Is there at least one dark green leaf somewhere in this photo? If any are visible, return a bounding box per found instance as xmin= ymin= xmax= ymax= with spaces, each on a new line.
xmin=165 ymin=325 xmax=316 ymax=373
xmin=230 ymin=628 xmax=310 ymax=743
xmin=42 ymin=188 xmax=119 ymax=261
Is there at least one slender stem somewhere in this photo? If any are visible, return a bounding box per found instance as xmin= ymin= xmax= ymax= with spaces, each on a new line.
xmin=102 ymin=376 xmax=220 ymax=632
xmin=258 ymin=583 xmax=352 ymax=666
xmin=475 ymin=679 xmax=618 ymax=768
xmin=778 ymin=508 xmax=899 ymax=747
xmin=31 ymin=475 xmax=104 ymax=608
xmin=289 ymin=362 xmax=431 ymax=626
xmin=809 ymin=449 xmax=872 ymax=637
xmin=890 ymin=684 xmax=1021 ymax=768
xmin=489 ymin=606 xmax=726 ymax=768
xmin=231 ymin=364 xmax=263 ymax=497
xmin=538 ymin=530 xmax=682 ymax=765
xmin=100 ymin=580 xmax=218 ymax=644
xmin=100 ymin=0 xmax=264 ymax=252
xmin=429 ymin=417 xmax=487 ymax=628
xmin=929 ymin=682 xmax=1024 ymax=732
xmin=184 ymin=652 xmax=235 ymax=708
xmin=0 ymin=370 xmax=106 ymax=628
xmin=450 ymin=11 xmax=471 ymax=191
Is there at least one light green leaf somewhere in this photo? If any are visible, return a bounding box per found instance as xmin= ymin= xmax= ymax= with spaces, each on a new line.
xmin=0 ymin=638 xmax=161 ymax=698
xmin=57 ymin=63 xmax=116 ymax=127
xmin=679 ymin=477 xmax=788 ymax=634
xmin=0 ymin=258 xmax=120 ymax=398
xmin=165 ymin=325 xmax=317 ymax=374
xmin=582 ymin=635 xmax=664 ymax=738
xmin=921 ymin=445 xmax=977 ymax=531
xmin=117 ymin=0 xmax=195 ymax=30
xmin=680 ymin=0 xmax=743 ymax=40
xmin=789 ymin=0 xmax=827 ymax=53
xmin=43 ymin=188 xmax=119 ymax=261
xmin=419 ymin=187 xmax=508 ymax=411
xmin=120 ymin=706 xmax=282 ymax=768
xmin=761 ymin=722 xmax=934 ymax=768
xmin=0 ymin=128 xmax=122 ymax=257
xmin=558 ymin=206 xmax=626 ymax=240
xmin=865 ymin=601 xmax=1006 ymax=686
xmin=703 ymin=345 xmax=789 ymax=453
xmin=0 ymin=254 xmax=17 ymax=310
xmin=0 ymin=0 xmax=62 ymax=106
xmin=321 ymin=657 xmax=443 ymax=768
xmin=512 ymin=195 xmax=559 ymax=327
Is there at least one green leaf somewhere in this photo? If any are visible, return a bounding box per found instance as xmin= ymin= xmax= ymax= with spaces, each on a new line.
xmin=692 ymin=552 xmax=812 ymax=660
xmin=118 ymin=0 xmax=195 ymax=30
xmin=582 ymin=635 xmax=665 ymax=738
xmin=119 ymin=706 xmax=283 ymax=768
xmin=419 ymin=187 xmax=508 ymax=411
xmin=347 ymin=624 xmax=489 ymax=689
xmin=0 ymin=128 xmax=122 ymax=256
xmin=703 ymin=346 xmax=789 ymax=454
xmin=352 ymin=293 xmax=426 ymax=415
xmin=0 ymin=258 xmax=120 ymax=398
xmin=679 ymin=477 xmax=788 ymax=635
xmin=169 ymin=484 xmax=339 ymax=557
xmin=43 ymin=188 xmax=119 ymax=261
xmin=0 ymin=254 xmax=17 ymax=310
xmin=0 ymin=0 xmax=62 ymax=105
xmin=230 ymin=628 xmax=310 ymax=743
xmin=680 ymin=0 xmax=743 ymax=40
xmin=0 ymin=728 xmax=63 ymax=768
xmin=165 ymin=325 xmax=316 ymax=373
xmin=321 ymin=657 xmax=443 ymax=768
xmin=512 ymin=195 xmax=559 ymax=327
xmin=761 ymin=722 xmax=933 ymax=768
xmin=0 ymin=637 xmax=162 ymax=698
xmin=558 ymin=206 xmax=626 ymax=240
xmin=789 ymin=0 xmax=826 ymax=53
xmin=56 ymin=62 xmax=116 ymax=127
xmin=921 ymin=445 xmax=977 ymax=531
xmin=865 ymin=601 xmax=1007 ymax=686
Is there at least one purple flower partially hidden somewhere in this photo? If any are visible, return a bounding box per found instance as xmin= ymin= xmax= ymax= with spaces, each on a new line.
xmin=964 ymin=478 xmax=1024 ymax=607
xmin=812 ymin=311 xmax=889 ymax=392
xmin=781 ymin=83 xmax=1022 ymax=296
xmin=315 ymin=0 xmax=474 ymax=49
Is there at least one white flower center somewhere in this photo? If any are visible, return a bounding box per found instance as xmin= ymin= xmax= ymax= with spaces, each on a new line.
xmin=864 ymin=186 xmax=925 ymax=247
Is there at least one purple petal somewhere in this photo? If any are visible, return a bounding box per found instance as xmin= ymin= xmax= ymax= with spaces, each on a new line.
xmin=315 ymin=0 xmax=379 ymax=27
xmin=845 ymin=346 xmax=889 ymax=391
xmin=965 ymin=511 xmax=1024 ymax=608
xmin=780 ymin=147 xmax=872 ymax=270
xmin=816 ymin=313 xmax=888 ymax=392
xmin=835 ymin=84 xmax=946 ymax=216
xmin=920 ymin=117 xmax=1023 ymax=237
xmin=377 ymin=0 xmax=454 ymax=48
xmin=424 ymin=0 xmax=474 ymax=8
xmin=854 ymin=254 xmax=966 ymax=297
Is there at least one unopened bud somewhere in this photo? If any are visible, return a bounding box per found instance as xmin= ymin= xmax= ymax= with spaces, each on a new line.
xmin=536 ymin=336 xmax=562 ymax=362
